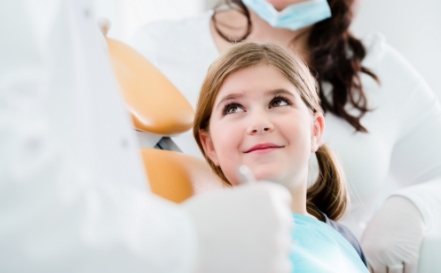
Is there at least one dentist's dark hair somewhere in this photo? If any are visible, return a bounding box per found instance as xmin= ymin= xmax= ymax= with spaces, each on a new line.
xmin=193 ymin=42 xmax=348 ymax=221
xmin=212 ymin=0 xmax=379 ymax=133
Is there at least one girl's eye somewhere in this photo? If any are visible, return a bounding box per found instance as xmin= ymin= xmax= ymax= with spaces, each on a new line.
xmin=223 ymin=103 xmax=244 ymax=115
xmin=270 ymin=96 xmax=291 ymax=108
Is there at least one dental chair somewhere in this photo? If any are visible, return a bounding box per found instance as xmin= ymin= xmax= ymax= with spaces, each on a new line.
xmin=106 ymin=36 xmax=225 ymax=203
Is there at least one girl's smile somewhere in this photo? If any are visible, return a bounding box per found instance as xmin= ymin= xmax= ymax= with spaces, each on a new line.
xmin=244 ymin=142 xmax=285 ymax=154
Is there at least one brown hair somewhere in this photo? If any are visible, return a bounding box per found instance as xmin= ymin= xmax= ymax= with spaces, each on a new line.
xmin=212 ymin=0 xmax=379 ymax=133
xmin=193 ymin=42 xmax=348 ymax=221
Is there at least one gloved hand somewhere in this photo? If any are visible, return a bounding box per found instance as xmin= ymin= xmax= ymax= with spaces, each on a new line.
xmin=183 ymin=182 xmax=293 ymax=273
xmin=361 ymin=196 xmax=426 ymax=273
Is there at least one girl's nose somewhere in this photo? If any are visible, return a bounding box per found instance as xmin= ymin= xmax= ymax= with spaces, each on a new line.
xmin=246 ymin=110 xmax=274 ymax=135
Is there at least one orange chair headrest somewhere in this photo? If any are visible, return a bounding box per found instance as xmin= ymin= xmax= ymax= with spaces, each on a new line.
xmin=107 ymin=38 xmax=194 ymax=135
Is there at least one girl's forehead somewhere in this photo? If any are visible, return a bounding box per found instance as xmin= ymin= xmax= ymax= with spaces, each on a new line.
xmin=215 ymin=65 xmax=296 ymax=98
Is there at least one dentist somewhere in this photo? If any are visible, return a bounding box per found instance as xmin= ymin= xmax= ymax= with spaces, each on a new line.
xmin=0 ymin=1 xmax=292 ymax=272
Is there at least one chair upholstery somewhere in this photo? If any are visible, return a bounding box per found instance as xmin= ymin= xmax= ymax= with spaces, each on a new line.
xmin=107 ymin=37 xmax=194 ymax=135
xmin=106 ymin=37 xmax=225 ymax=203
xmin=141 ymin=148 xmax=226 ymax=203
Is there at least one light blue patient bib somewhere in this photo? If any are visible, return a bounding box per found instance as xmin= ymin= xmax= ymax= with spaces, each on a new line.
xmin=290 ymin=214 xmax=369 ymax=273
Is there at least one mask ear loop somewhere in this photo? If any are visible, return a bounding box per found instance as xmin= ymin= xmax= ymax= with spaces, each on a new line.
xmin=211 ymin=4 xmax=252 ymax=43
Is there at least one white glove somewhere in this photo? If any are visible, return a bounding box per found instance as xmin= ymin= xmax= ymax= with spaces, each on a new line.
xmin=361 ymin=196 xmax=425 ymax=273
xmin=183 ymin=182 xmax=293 ymax=273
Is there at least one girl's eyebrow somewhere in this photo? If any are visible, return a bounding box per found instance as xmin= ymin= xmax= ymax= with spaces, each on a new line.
xmin=215 ymin=93 xmax=244 ymax=110
xmin=267 ymin=89 xmax=295 ymax=97
xmin=214 ymin=89 xmax=295 ymax=110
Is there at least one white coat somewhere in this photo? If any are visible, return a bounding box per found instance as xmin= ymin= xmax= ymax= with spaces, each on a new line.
xmin=0 ymin=1 xmax=195 ymax=271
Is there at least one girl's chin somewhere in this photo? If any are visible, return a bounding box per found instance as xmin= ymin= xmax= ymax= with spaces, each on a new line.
xmin=253 ymin=172 xmax=281 ymax=183
xmin=225 ymin=166 xmax=283 ymax=185
xmin=254 ymin=172 xmax=294 ymax=189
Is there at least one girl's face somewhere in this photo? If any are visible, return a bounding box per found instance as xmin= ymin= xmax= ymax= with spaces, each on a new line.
xmin=200 ymin=64 xmax=324 ymax=190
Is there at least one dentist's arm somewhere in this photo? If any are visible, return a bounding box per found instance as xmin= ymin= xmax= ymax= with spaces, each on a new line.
xmin=0 ymin=1 xmax=292 ymax=272
xmin=361 ymin=74 xmax=441 ymax=273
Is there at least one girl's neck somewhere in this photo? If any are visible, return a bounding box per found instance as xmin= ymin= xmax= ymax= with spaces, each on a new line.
xmin=288 ymin=182 xmax=311 ymax=216
xmin=210 ymin=9 xmax=312 ymax=64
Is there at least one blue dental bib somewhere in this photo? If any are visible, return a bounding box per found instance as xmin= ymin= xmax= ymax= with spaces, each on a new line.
xmin=290 ymin=214 xmax=369 ymax=272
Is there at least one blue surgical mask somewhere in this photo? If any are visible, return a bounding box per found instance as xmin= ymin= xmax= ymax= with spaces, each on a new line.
xmin=242 ymin=0 xmax=332 ymax=31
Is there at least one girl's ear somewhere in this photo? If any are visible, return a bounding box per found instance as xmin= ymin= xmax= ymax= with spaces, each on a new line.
xmin=311 ymin=112 xmax=325 ymax=153
xmin=199 ymin=130 xmax=220 ymax=166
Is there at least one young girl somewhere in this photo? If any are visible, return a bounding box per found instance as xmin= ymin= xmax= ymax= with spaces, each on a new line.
xmin=193 ymin=42 xmax=369 ymax=272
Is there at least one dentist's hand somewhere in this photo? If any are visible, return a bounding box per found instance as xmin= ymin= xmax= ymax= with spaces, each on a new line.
xmin=361 ymin=196 xmax=425 ymax=273
xmin=183 ymin=182 xmax=293 ymax=273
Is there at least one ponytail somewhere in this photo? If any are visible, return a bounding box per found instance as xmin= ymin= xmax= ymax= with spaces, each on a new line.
xmin=306 ymin=145 xmax=348 ymax=221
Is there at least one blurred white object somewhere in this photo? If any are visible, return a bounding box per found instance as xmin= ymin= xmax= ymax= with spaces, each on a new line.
xmin=184 ymin=183 xmax=293 ymax=273
xmin=0 ymin=0 xmax=293 ymax=272
xmin=361 ymin=197 xmax=425 ymax=273
xmin=93 ymin=0 xmax=204 ymax=42
xmin=237 ymin=165 xmax=257 ymax=184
